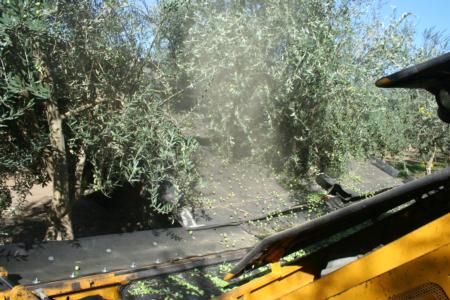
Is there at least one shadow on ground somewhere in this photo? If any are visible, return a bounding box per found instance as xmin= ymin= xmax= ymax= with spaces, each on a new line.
xmin=1 ymin=184 xmax=178 ymax=244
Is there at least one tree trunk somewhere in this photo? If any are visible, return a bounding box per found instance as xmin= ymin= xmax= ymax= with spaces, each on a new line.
xmin=426 ymin=146 xmax=437 ymax=175
xmin=44 ymin=99 xmax=74 ymax=240
xmin=74 ymin=147 xmax=86 ymax=202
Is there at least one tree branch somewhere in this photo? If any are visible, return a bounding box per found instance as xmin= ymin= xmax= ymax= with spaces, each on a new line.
xmin=62 ymin=98 xmax=107 ymax=120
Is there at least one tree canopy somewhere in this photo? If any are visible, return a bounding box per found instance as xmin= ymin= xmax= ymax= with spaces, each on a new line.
xmin=0 ymin=0 xmax=197 ymax=239
xmin=0 ymin=0 xmax=448 ymax=240
xmin=175 ymin=0 xmax=449 ymax=178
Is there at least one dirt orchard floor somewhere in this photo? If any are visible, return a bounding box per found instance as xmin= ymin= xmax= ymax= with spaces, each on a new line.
xmin=1 ymin=180 xmax=177 ymax=245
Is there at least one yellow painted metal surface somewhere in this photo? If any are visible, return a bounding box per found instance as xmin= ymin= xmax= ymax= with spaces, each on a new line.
xmin=35 ymin=272 xmax=129 ymax=298
xmin=218 ymin=212 xmax=450 ymax=300
xmin=375 ymin=76 xmax=392 ymax=87
xmin=216 ymin=263 xmax=314 ymax=300
xmin=329 ymin=244 xmax=450 ymax=299
xmin=0 ymin=286 xmax=38 ymax=300
xmin=0 ymin=267 xmax=8 ymax=278
xmin=0 ymin=270 xmax=128 ymax=300
xmin=51 ymin=285 xmax=122 ymax=300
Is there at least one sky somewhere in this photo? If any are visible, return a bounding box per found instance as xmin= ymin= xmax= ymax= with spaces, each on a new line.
xmin=381 ymin=1 xmax=449 ymax=46
xmin=144 ymin=0 xmax=449 ymax=47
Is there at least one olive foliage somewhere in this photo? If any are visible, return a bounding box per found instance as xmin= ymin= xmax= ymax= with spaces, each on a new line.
xmin=0 ymin=0 xmax=197 ymax=238
xmin=176 ymin=0 xmax=449 ymax=178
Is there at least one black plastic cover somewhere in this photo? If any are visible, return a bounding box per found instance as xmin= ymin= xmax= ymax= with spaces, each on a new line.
xmin=375 ymin=52 xmax=450 ymax=91
xmin=376 ymin=52 xmax=450 ymax=123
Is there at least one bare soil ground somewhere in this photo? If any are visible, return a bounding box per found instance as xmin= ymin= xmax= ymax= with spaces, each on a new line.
xmin=1 ymin=181 xmax=176 ymax=245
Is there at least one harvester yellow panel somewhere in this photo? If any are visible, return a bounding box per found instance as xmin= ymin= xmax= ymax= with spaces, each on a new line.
xmin=217 ymin=212 xmax=450 ymax=299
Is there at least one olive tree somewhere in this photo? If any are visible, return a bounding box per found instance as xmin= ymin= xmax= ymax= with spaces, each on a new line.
xmin=177 ymin=0 xmax=449 ymax=179
xmin=0 ymin=0 xmax=197 ymax=240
